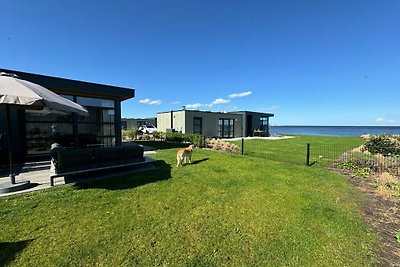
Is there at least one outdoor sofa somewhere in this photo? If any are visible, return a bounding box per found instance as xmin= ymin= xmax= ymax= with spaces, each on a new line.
xmin=50 ymin=143 xmax=145 ymax=186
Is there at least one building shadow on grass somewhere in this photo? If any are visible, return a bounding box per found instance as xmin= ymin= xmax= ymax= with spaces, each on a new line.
xmin=72 ymin=160 xmax=171 ymax=191
xmin=0 ymin=239 xmax=33 ymax=266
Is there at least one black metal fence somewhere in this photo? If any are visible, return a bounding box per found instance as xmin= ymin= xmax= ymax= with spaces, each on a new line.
xmin=218 ymin=138 xmax=400 ymax=175
xmin=139 ymin=133 xmax=400 ymax=176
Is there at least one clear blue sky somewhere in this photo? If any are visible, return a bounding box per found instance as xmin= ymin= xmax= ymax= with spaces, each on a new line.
xmin=1 ymin=0 xmax=399 ymax=126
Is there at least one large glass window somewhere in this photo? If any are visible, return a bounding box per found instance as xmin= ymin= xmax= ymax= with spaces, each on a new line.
xmin=260 ymin=117 xmax=269 ymax=132
xmin=25 ymin=98 xmax=75 ymax=154
xmin=193 ymin=117 xmax=202 ymax=134
xmin=25 ymin=95 xmax=117 ymax=154
xmin=218 ymin=118 xmax=234 ymax=138
xmin=77 ymin=97 xmax=116 ymax=147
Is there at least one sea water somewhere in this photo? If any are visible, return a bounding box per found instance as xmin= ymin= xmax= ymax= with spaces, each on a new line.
xmin=270 ymin=126 xmax=400 ymax=137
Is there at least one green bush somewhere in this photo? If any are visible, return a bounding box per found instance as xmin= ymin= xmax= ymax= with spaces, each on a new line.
xmin=364 ymin=135 xmax=400 ymax=156
xmin=122 ymin=129 xmax=138 ymax=141
xmin=164 ymin=132 xmax=203 ymax=147
xmin=141 ymin=134 xmax=151 ymax=141
xmin=152 ymin=131 xmax=166 ymax=140
xmin=186 ymin=134 xmax=203 ymax=147
xmin=339 ymin=161 xmax=371 ymax=178
xmin=350 ymin=153 xmax=378 ymax=170
xmin=165 ymin=132 xmax=185 ymax=143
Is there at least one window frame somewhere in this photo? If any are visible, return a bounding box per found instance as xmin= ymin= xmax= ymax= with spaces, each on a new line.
xmin=193 ymin=117 xmax=203 ymax=135
xmin=218 ymin=118 xmax=234 ymax=138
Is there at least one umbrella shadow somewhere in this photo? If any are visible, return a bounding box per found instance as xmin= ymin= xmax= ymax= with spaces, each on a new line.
xmin=0 ymin=239 xmax=34 ymax=266
xmin=72 ymin=160 xmax=172 ymax=190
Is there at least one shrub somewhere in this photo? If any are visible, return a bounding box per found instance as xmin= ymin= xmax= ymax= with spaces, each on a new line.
xmin=340 ymin=152 xmax=377 ymax=170
xmin=338 ymin=136 xmax=400 ymax=177
xmin=165 ymin=132 xmax=185 ymax=143
xmin=338 ymin=160 xmax=370 ymax=178
xmin=164 ymin=132 xmax=203 ymax=147
xmin=141 ymin=134 xmax=151 ymax=141
xmin=186 ymin=134 xmax=203 ymax=147
xmin=364 ymin=135 xmax=400 ymax=156
xmin=122 ymin=129 xmax=138 ymax=141
xmin=152 ymin=131 xmax=166 ymax=140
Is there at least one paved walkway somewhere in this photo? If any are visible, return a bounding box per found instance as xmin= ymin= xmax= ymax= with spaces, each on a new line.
xmin=0 ymin=149 xmax=157 ymax=197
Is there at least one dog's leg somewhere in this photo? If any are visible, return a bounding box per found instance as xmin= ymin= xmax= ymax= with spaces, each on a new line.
xmin=176 ymin=155 xmax=181 ymax=167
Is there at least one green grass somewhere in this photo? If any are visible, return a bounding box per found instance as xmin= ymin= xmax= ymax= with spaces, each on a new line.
xmin=233 ymin=135 xmax=364 ymax=166
xmin=0 ymin=136 xmax=378 ymax=266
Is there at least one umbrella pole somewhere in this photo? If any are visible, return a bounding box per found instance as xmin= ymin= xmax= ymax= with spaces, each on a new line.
xmin=5 ymin=106 xmax=16 ymax=184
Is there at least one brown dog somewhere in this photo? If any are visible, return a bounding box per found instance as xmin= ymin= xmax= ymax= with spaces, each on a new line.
xmin=176 ymin=145 xmax=193 ymax=167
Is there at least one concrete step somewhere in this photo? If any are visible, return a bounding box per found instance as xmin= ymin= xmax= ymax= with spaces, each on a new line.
xmin=22 ymin=161 xmax=51 ymax=172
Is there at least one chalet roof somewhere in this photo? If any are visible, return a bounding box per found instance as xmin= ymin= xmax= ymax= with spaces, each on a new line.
xmin=0 ymin=68 xmax=135 ymax=101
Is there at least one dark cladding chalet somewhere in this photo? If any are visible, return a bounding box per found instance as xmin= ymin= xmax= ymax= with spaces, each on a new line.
xmin=0 ymin=68 xmax=135 ymax=162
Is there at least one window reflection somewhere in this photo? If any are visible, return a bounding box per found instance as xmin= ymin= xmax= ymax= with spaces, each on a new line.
xmin=260 ymin=117 xmax=269 ymax=131
xmin=218 ymin=118 xmax=234 ymax=138
xmin=26 ymin=110 xmax=72 ymax=123
xmin=77 ymin=124 xmax=115 ymax=136
xmin=77 ymin=96 xmax=114 ymax=108
xmin=78 ymin=107 xmax=114 ymax=123
xmin=61 ymin=95 xmax=74 ymax=101
xmin=76 ymin=97 xmax=116 ymax=146
xmin=25 ymin=95 xmax=117 ymax=154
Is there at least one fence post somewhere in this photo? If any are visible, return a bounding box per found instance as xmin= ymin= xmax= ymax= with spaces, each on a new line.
xmin=241 ymin=138 xmax=244 ymax=155
xmin=306 ymin=143 xmax=310 ymax=166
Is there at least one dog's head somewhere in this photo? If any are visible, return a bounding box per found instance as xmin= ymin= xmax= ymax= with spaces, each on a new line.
xmin=188 ymin=144 xmax=194 ymax=150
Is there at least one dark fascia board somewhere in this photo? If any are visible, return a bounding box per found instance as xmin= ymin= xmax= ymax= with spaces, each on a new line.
xmin=157 ymin=109 xmax=240 ymax=115
xmin=0 ymin=68 xmax=135 ymax=101
xmin=229 ymin=111 xmax=274 ymax=117
xmin=158 ymin=110 xmax=274 ymax=117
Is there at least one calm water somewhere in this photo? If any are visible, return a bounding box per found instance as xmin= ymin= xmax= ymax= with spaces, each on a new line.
xmin=270 ymin=126 xmax=400 ymax=137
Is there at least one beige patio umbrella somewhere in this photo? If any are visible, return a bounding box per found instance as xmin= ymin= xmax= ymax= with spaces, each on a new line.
xmin=0 ymin=72 xmax=88 ymax=190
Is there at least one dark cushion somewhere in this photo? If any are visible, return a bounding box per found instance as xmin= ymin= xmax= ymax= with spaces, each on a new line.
xmin=57 ymin=148 xmax=94 ymax=173
xmin=53 ymin=145 xmax=145 ymax=174
xmin=122 ymin=145 xmax=144 ymax=163
xmin=93 ymin=146 xmax=123 ymax=166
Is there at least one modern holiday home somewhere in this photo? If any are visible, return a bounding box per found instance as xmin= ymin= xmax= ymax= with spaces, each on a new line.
xmin=156 ymin=109 xmax=274 ymax=138
xmin=0 ymin=68 xmax=135 ymax=162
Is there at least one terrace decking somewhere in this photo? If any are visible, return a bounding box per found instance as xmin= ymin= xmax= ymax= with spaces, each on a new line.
xmin=0 ymin=146 xmax=157 ymax=197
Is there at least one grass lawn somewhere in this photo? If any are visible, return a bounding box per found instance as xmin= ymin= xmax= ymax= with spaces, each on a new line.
xmin=232 ymin=135 xmax=364 ymax=166
xmin=0 ymin=136 xmax=378 ymax=266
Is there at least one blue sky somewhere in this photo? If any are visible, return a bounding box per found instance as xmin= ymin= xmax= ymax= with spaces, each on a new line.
xmin=1 ymin=0 xmax=399 ymax=125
